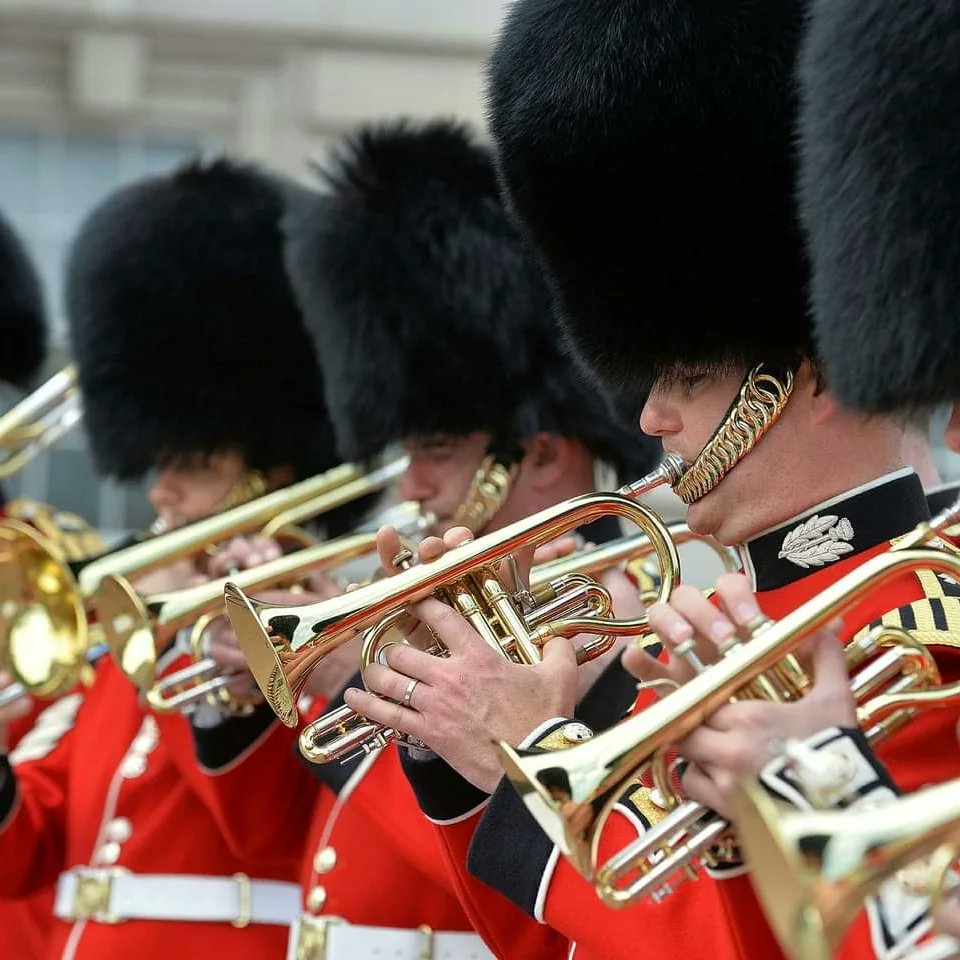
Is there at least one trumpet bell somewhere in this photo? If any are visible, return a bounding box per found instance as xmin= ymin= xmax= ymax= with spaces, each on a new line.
xmin=223 ymin=583 xmax=306 ymax=726
xmin=730 ymin=777 xmax=960 ymax=960
xmin=0 ymin=520 xmax=88 ymax=695
xmin=95 ymin=574 xmax=159 ymax=690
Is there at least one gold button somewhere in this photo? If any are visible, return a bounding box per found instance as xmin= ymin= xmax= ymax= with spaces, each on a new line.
xmin=313 ymin=846 xmax=337 ymax=874
xmin=306 ymin=886 xmax=327 ymax=913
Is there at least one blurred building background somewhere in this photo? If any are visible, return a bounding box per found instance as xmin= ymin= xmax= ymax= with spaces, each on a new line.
xmin=0 ymin=0 xmax=506 ymax=533
xmin=1 ymin=0 xmax=958 ymax=541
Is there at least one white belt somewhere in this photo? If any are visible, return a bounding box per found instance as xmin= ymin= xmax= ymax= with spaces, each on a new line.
xmin=286 ymin=915 xmax=495 ymax=960
xmin=55 ymin=868 xmax=300 ymax=926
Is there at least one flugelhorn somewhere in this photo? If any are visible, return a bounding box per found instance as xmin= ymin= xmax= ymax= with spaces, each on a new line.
xmin=0 ymin=457 xmax=406 ymax=697
xmin=95 ymin=533 xmax=380 ymax=714
xmin=0 ymin=365 xmax=82 ymax=479
xmin=304 ymin=519 xmax=735 ymax=765
xmin=495 ymin=498 xmax=960 ymax=906
xmin=224 ymin=456 xmax=685 ymax=736
xmin=731 ymin=775 xmax=960 ymax=960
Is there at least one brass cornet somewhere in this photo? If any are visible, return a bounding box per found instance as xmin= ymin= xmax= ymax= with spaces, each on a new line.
xmin=0 ymin=365 xmax=82 ymax=479
xmin=224 ymin=456 xmax=685 ymax=742
xmin=300 ymin=519 xmax=734 ymax=765
xmin=0 ymin=457 xmax=407 ymax=705
xmin=731 ymin=776 xmax=960 ymax=960
xmin=95 ymin=533 xmax=380 ymax=714
xmin=495 ymin=499 xmax=960 ymax=907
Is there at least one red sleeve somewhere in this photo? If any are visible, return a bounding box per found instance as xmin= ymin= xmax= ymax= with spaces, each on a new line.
xmin=434 ymin=810 xmax=569 ymax=960
xmin=0 ymin=694 xmax=82 ymax=896
xmin=539 ymin=805 xmax=743 ymax=960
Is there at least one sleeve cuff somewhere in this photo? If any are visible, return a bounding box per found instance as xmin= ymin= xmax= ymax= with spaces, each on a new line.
xmin=0 ymin=756 xmax=17 ymax=831
xmin=760 ymin=726 xmax=899 ymax=810
xmin=467 ymin=777 xmax=556 ymax=919
xmin=520 ymin=718 xmax=594 ymax=751
xmin=397 ymin=749 xmax=490 ymax=824
xmin=191 ymin=703 xmax=276 ymax=771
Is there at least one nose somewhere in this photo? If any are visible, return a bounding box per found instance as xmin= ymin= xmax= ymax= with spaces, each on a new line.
xmin=148 ymin=469 xmax=181 ymax=514
xmin=398 ymin=459 xmax=435 ymax=504
xmin=639 ymin=389 xmax=682 ymax=439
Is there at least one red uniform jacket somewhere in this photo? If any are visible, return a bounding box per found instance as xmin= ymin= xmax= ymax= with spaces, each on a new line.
xmin=1 ymin=698 xmax=57 ymax=960
xmin=192 ymin=681 xmax=480 ymax=933
xmin=0 ymin=658 xmax=303 ymax=960
xmin=404 ymin=472 xmax=960 ymax=960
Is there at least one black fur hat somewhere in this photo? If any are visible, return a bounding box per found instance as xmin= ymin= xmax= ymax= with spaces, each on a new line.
xmin=800 ymin=0 xmax=960 ymax=411
xmin=284 ymin=120 xmax=657 ymax=480
xmin=66 ymin=158 xmax=339 ymax=481
xmin=0 ymin=211 xmax=46 ymax=389
xmin=486 ymin=0 xmax=811 ymax=410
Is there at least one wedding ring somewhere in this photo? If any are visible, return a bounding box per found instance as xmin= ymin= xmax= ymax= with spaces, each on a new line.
xmin=402 ymin=677 xmax=420 ymax=709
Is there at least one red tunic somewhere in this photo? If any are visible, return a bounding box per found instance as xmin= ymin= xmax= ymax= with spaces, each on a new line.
xmin=0 ymin=659 xmax=302 ymax=960
xmin=412 ymin=472 xmax=960 ymax=960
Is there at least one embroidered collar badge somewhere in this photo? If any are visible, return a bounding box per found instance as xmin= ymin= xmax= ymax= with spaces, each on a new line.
xmin=778 ymin=514 xmax=855 ymax=569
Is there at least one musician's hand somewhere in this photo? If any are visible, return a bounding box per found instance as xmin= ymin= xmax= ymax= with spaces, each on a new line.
xmin=207 ymin=535 xmax=282 ymax=579
xmin=676 ymin=627 xmax=855 ymax=820
xmin=0 ymin=671 xmax=33 ymax=752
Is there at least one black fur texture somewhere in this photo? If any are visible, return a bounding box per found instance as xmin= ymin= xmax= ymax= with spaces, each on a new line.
xmin=486 ymin=0 xmax=811 ymax=409
xmin=800 ymin=0 xmax=960 ymax=410
xmin=0 ymin=211 xmax=46 ymax=389
xmin=285 ymin=120 xmax=657 ymax=481
xmin=66 ymin=158 xmax=339 ymax=482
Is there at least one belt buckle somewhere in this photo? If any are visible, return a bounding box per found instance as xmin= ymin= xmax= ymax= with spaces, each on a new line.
xmin=295 ymin=915 xmax=343 ymax=960
xmin=231 ymin=872 xmax=251 ymax=929
xmin=418 ymin=924 xmax=435 ymax=960
xmin=72 ymin=869 xmax=121 ymax=923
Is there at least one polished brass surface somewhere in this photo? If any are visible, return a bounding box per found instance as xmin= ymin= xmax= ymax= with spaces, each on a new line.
xmin=495 ymin=498 xmax=960 ymax=905
xmin=95 ymin=534 xmax=379 ymax=714
xmin=529 ymin=522 xmax=737 ymax=596
xmin=5 ymin=498 xmax=105 ymax=563
xmin=225 ymin=456 xmax=685 ymax=738
xmin=0 ymin=457 xmax=406 ymax=708
xmin=452 ymin=455 xmax=520 ymax=534
xmin=595 ymin=625 xmax=942 ymax=906
xmin=730 ymin=776 xmax=960 ymax=960
xmin=0 ymin=520 xmax=92 ymax=704
xmin=0 ymin=366 xmax=82 ymax=479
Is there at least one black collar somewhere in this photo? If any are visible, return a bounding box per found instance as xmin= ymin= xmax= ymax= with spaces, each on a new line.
xmin=926 ymin=480 xmax=960 ymax=517
xmin=740 ymin=470 xmax=929 ymax=592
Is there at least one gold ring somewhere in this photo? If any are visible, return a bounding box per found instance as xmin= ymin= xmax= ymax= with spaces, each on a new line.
xmin=402 ymin=678 xmax=419 ymax=709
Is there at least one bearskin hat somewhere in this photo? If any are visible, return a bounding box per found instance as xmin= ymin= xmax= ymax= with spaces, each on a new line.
xmin=66 ymin=158 xmax=338 ymax=481
xmin=800 ymin=0 xmax=960 ymax=411
xmin=486 ymin=0 xmax=811 ymax=411
xmin=284 ymin=119 xmax=657 ymax=481
xmin=0 ymin=210 xmax=46 ymax=389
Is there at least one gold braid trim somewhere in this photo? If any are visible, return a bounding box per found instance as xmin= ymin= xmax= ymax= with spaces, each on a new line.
xmin=674 ymin=365 xmax=794 ymax=505
xmin=452 ymin=455 xmax=519 ymax=535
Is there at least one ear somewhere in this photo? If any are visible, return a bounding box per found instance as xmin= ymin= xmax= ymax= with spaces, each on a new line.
xmin=944 ymin=402 xmax=960 ymax=455
xmin=523 ymin=432 xmax=571 ymax=491
xmin=802 ymin=361 xmax=840 ymax=426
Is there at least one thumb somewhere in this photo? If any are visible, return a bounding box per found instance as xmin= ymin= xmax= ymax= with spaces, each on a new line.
xmin=809 ymin=619 xmax=850 ymax=697
xmin=540 ymin=635 xmax=578 ymax=671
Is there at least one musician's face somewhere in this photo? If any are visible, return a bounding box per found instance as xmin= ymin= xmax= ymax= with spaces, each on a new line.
xmin=148 ymin=450 xmax=247 ymax=528
xmin=639 ymin=362 xmax=823 ymax=545
xmin=944 ymin=402 xmax=960 ymax=455
xmin=399 ymin=433 xmax=490 ymax=536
